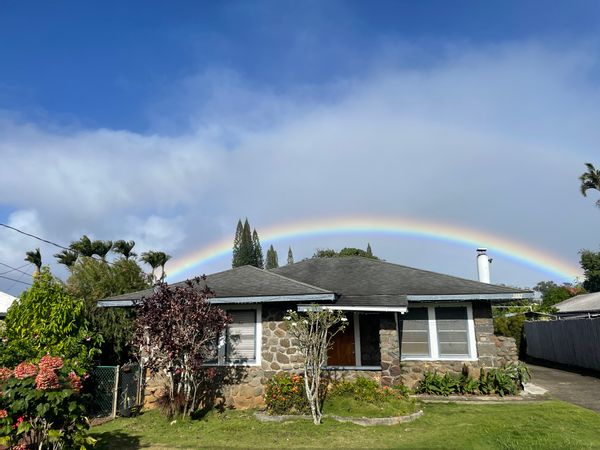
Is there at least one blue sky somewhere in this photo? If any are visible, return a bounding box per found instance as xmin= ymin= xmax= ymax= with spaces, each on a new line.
xmin=1 ymin=1 xmax=600 ymax=295
xmin=3 ymin=1 xmax=600 ymax=132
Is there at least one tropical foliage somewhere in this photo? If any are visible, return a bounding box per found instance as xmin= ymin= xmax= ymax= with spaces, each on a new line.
xmin=415 ymin=363 xmax=530 ymax=397
xmin=140 ymin=250 xmax=171 ymax=283
xmin=0 ymin=269 xmax=100 ymax=371
xmin=579 ymin=162 xmax=600 ymax=208
xmin=24 ymin=248 xmax=42 ymax=277
xmin=264 ymin=372 xmax=308 ymax=415
xmin=312 ymin=245 xmax=379 ymax=259
xmin=133 ymin=278 xmax=230 ymax=418
xmin=580 ymin=249 xmax=600 ymax=293
xmin=0 ymin=355 xmax=94 ymax=449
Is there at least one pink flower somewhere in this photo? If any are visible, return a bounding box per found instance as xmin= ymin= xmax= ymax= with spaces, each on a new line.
xmin=13 ymin=416 xmax=24 ymax=429
xmin=68 ymin=371 xmax=83 ymax=392
xmin=0 ymin=367 xmax=13 ymax=382
xmin=35 ymin=367 xmax=60 ymax=390
xmin=39 ymin=355 xmax=63 ymax=371
xmin=14 ymin=362 xmax=37 ymax=379
xmin=0 ymin=409 xmax=7 ymax=418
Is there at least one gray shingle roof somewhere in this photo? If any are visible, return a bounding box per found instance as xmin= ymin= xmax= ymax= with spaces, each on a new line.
xmin=100 ymin=265 xmax=331 ymax=304
xmin=99 ymin=256 xmax=531 ymax=308
xmin=272 ymin=256 xmax=531 ymax=300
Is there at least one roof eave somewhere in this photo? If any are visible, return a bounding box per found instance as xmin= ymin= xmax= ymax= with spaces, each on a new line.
xmin=407 ymin=292 xmax=534 ymax=302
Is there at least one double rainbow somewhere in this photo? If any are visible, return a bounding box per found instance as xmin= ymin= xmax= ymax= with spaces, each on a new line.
xmin=166 ymin=216 xmax=581 ymax=283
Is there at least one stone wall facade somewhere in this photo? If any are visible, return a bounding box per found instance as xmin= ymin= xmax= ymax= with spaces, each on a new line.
xmin=144 ymin=301 xmax=518 ymax=408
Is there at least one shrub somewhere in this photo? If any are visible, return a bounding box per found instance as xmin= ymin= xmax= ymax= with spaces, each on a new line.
xmin=328 ymin=376 xmax=409 ymax=403
xmin=415 ymin=363 xmax=530 ymax=397
xmin=264 ymin=373 xmax=309 ymax=415
xmin=0 ymin=356 xmax=94 ymax=449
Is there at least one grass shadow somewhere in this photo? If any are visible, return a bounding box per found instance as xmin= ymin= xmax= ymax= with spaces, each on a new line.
xmin=92 ymin=431 xmax=143 ymax=450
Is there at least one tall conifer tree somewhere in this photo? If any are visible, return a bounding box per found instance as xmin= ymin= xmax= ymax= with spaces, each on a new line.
xmin=265 ymin=245 xmax=279 ymax=269
xmin=232 ymin=220 xmax=244 ymax=267
xmin=238 ymin=219 xmax=254 ymax=266
xmin=287 ymin=246 xmax=294 ymax=265
xmin=366 ymin=243 xmax=373 ymax=257
xmin=252 ymin=229 xmax=264 ymax=269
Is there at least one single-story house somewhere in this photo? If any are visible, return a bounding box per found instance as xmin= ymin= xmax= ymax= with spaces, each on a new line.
xmin=99 ymin=256 xmax=532 ymax=408
xmin=554 ymin=292 xmax=600 ymax=318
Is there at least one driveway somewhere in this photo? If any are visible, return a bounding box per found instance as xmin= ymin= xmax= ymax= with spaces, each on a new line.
xmin=528 ymin=363 xmax=600 ymax=413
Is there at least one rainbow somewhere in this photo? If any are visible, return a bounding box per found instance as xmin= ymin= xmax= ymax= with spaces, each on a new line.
xmin=166 ymin=216 xmax=582 ymax=283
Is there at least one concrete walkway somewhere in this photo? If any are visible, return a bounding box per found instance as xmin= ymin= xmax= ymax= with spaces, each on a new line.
xmin=528 ymin=363 xmax=600 ymax=413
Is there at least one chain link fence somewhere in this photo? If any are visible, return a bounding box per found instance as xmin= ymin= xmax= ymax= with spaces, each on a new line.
xmin=90 ymin=363 xmax=144 ymax=420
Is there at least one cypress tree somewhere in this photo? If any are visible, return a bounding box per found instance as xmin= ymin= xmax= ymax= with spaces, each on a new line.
xmin=252 ymin=229 xmax=264 ymax=269
xmin=238 ymin=219 xmax=254 ymax=266
xmin=287 ymin=246 xmax=294 ymax=265
xmin=366 ymin=243 xmax=373 ymax=257
xmin=232 ymin=220 xmax=244 ymax=267
xmin=265 ymin=245 xmax=279 ymax=269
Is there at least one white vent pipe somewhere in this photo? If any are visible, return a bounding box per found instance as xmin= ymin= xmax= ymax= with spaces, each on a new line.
xmin=477 ymin=248 xmax=491 ymax=283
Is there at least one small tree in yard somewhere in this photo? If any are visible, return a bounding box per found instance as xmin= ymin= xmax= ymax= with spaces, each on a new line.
xmin=284 ymin=307 xmax=347 ymax=424
xmin=133 ymin=278 xmax=230 ymax=419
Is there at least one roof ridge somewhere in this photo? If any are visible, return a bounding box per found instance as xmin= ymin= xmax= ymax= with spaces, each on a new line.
xmin=315 ymin=256 xmax=532 ymax=293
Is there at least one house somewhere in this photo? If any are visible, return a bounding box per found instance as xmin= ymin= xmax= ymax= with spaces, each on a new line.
xmin=554 ymin=292 xmax=600 ymax=318
xmin=98 ymin=255 xmax=532 ymax=408
xmin=0 ymin=291 xmax=17 ymax=318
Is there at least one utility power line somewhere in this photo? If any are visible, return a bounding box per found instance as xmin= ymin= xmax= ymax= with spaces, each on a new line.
xmin=0 ymin=274 xmax=32 ymax=286
xmin=0 ymin=262 xmax=32 ymax=276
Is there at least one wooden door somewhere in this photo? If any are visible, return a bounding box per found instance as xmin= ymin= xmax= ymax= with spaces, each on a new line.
xmin=327 ymin=318 xmax=356 ymax=366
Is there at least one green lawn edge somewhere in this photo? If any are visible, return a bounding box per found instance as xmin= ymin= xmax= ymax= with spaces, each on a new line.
xmin=91 ymin=400 xmax=600 ymax=449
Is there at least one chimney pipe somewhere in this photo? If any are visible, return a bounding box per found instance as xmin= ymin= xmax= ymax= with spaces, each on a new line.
xmin=477 ymin=248 xmax=491 ymax=283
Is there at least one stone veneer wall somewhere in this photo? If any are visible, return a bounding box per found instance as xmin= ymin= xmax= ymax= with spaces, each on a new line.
xmin=399 ymin=302 xmax=518 ymax=387
xmin=145 ymin=301 xmax=517 ymax=408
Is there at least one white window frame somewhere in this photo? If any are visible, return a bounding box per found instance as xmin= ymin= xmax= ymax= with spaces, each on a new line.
xmin=206 ymin=304 xmax=262 ymax=367
xmin=399 ymin=302 xmax=477 ymax=362
xmin=325 ymin=312 xmax=381 ymax=370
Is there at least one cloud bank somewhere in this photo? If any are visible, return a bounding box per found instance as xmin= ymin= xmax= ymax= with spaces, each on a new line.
xmin=1 ymin=41 xmax=599 ymax=294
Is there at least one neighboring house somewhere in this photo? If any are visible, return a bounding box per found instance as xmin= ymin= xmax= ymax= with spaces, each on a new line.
xmin=98 ymin=256 xmax=532 ymax=408
xmin=554 ymin=292 xmax=600 ymax=318
xmin=0 ymin=290 xmax=17 ymax=318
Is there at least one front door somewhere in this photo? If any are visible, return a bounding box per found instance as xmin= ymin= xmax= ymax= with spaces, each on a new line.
xmin=327 ymin=316 xmax=356 ymax=366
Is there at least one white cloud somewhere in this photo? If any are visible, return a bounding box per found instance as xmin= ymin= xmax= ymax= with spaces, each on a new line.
xmin=0 ymin=41 xmax=599 ymax=291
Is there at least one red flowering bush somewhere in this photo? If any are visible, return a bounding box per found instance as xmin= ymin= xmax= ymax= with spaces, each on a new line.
xmin=38 ymin=355 xmax=64 ymax=371
xmin=0 ymin=356 xmax=95 ymax=449
xmin=264 ymin=372 xmax=309 ymax=415
xmin=0 ymin=368 xmax=12 ymax=383
xmin=13 ymin=362 xmax=37 ymax=379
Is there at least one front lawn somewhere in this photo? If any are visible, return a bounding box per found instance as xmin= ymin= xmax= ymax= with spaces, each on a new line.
xmin=92 ymin=400 xmax=600 ymax=449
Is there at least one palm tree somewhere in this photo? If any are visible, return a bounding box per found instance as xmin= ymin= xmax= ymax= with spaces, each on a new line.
xmin=70 ymin=235 xmax=94 ymax=257
xmin=92 ymin=240 xmax=113 ymax=260
xmin=580 ymin=162 xmax=600 ymax=208
xmin=54 ymin=249 xmax=79 ymax=268
xmin=156 ymin=251 xmax=171 ymax=282
xmin=25 ymin=248 xmax=42 ymax=277
xmin=113 ymin=240 xmax=137 ymax=260
xmin=140 ymin=251 xmax=162 ymax=283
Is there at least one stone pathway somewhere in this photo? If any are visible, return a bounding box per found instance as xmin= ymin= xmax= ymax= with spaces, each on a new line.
xmin=528 ymin=363 xmax=600 ymax=413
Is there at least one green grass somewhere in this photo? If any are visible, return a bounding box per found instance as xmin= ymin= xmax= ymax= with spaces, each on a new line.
xmin=91 ymin=401 xmax=600 ymax=449
xmin=323 ymin=394 xmax=418 ymax=417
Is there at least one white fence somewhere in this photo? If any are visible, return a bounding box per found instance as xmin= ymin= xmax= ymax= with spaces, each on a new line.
xmin=524 ymin=317 xmax=600 ymax=371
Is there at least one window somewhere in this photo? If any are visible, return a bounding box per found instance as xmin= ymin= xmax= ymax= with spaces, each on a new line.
xmin=435 ymin=307 xmax=469 ymax=358
xmin=225 ymin=310 xmax=257 ymax=362
xmin=401 ymin=308 xmax=430 ymax=358
xmin=209 ymin=306 xmax=261 ymax=366
xmin=400 ymin=304 xmax=476 ymax=361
